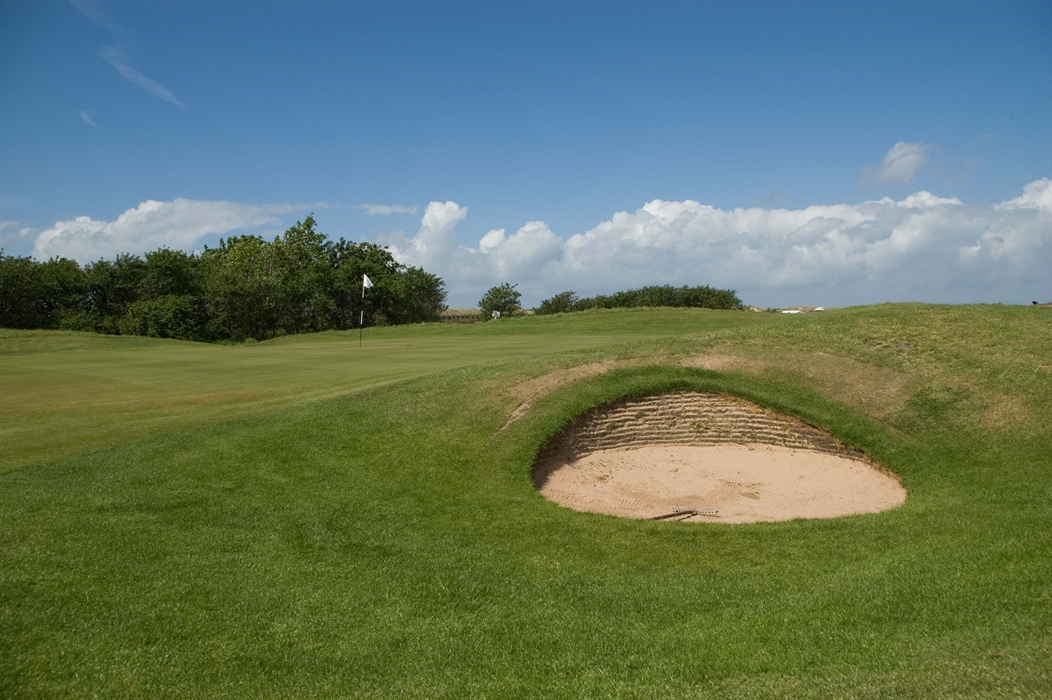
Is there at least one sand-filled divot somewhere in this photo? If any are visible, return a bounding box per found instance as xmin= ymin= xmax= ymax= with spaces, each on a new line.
xmin=533 ymin=391 xmax=906 ymax=523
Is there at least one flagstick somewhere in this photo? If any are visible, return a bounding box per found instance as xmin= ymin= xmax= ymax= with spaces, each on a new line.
xmin=360 ymin=274 xmax=368 ymax=347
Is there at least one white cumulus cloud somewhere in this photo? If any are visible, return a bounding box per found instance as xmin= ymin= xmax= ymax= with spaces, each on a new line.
xmin=861 ymin=142 xmax=931 ymax=184
xmin=32 ymin=199 xmax=308 ymax=262
xmin=997 ymin=178 xmax=1052 ymax=212
xmin=387 ymin=179 xmax=1052 ymax=307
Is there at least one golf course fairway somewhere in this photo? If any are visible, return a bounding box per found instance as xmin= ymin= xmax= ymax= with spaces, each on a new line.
xmin=1 ymin=304 xmax=1049 ymax=698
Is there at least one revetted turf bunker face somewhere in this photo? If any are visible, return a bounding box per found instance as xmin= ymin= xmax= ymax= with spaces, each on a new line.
xmin=533 ymin=391 xmax=906 ymax=523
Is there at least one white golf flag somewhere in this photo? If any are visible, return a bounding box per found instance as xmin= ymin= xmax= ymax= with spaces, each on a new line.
xmin=363 ymin=274 xmax=374 ymax=288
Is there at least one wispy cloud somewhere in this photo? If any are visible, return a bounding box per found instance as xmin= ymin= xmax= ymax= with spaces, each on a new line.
xmin=69 ymin=0 xmax=124 ymax=34
xmin=0 ymin=221 xmax=36 ymax=246
xmin=78 ymin=110 xmax=97 ymax=127
xmin=755 ymin=189 xmax=792 ymax=208
xmin=99 ymin=46 xmax=185 ymax=109
xmin=860 ymin=142 xmax=931 ymax=185
xmin=73 ymin=3 xmax=183 ymax=112
xmin=356 ymin=204 xmax=419 ymax=216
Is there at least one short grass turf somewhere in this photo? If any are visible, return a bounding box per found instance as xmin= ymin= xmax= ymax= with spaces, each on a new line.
xmin=1 ymin=305 xmax=1050 ymax=698
xmin=0 ymin=307 xmax=773 ymax=472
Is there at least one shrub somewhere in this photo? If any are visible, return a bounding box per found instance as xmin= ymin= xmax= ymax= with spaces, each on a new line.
xmin=118 ymin=295 xmax=208 ymax=341
xmin=537 ymin=285 xmax=743 ymax=314
xmin=535 ymin=290 xmax=578 ymax=315
xmin=478 ymin=283 xmax=522 ymax=320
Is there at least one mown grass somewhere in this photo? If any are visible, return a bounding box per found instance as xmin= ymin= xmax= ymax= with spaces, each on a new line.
xmin=1 ymin=305 xmax=1049 ymax=698
xmin=0 ymin=308 xmax=776 ymax=472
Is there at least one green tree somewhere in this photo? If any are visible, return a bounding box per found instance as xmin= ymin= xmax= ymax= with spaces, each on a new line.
xmin=141 ymin=249 xmax=202 ymax=300
xmin=114 ymin=248 xmax=211 ymax=340
xmin=273 ymin=215 xmax=336 ymax=333
xmin=387 ymin=266 xmax=447 ymax=324
xmin=118 ymin=295 xmax=206 ymax=341
xmin=330 ymin=240 xmax=446 ymax=327
xmin=329 ymin=239 xmax=404 ymax=328
xmin=61 ymin=254 xmax=147 ymax=334
xmin=200 ymin=234 xmax=284 ymax=341
xmin=564 ymin=285 xmax=743 ymax=313
xmin=478 ymin=283 xmax=521 ymax=320
xmin=1 ymin=215 xmax=448 ymax=340
xmin=0 ymin=254 xmax=85 ymax=328
xmin=536 ymin=290 xmax=578 ymax=315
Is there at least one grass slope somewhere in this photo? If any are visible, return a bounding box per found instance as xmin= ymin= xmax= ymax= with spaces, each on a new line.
xmin=1 ymin=305 xmax=1049 ymax=698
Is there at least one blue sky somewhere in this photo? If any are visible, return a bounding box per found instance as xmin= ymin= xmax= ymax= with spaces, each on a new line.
xmin=1 ymin=0 xmax=1050 ymax=307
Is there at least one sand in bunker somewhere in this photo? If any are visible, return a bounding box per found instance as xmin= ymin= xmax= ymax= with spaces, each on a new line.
xmin=538 ymin=444 xmax=906 ymax=523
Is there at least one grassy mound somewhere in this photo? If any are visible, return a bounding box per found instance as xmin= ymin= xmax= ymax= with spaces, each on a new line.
xmin=1 ymin=305 xmax=1049 ymax=698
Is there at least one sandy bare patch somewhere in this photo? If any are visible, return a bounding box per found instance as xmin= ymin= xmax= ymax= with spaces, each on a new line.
xmin=534 ymin=391 xmax=905 ymax=523
xmin=978 ymin=392 xmax=1031 ymax=431
xmin=501 ymin=359 xmax=657 ymax=430
xmin=503 ymin=347 xmax=911 ymax=432
xmin=680 ymin=353 xmax=765 ymax=374
xmin=683 ymin=348 xmax=911 ymax=418
xmin=798 ymin=351 xmax=911 ymax=418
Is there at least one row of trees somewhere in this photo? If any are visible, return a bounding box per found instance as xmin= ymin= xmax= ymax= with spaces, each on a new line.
xmin=473 ymin=283 xmax=744 ymax=320
xmin=534 ymin=285 xmax=743 ymax=315
xmin=0 ymin=216 xmax=447 ymax=341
